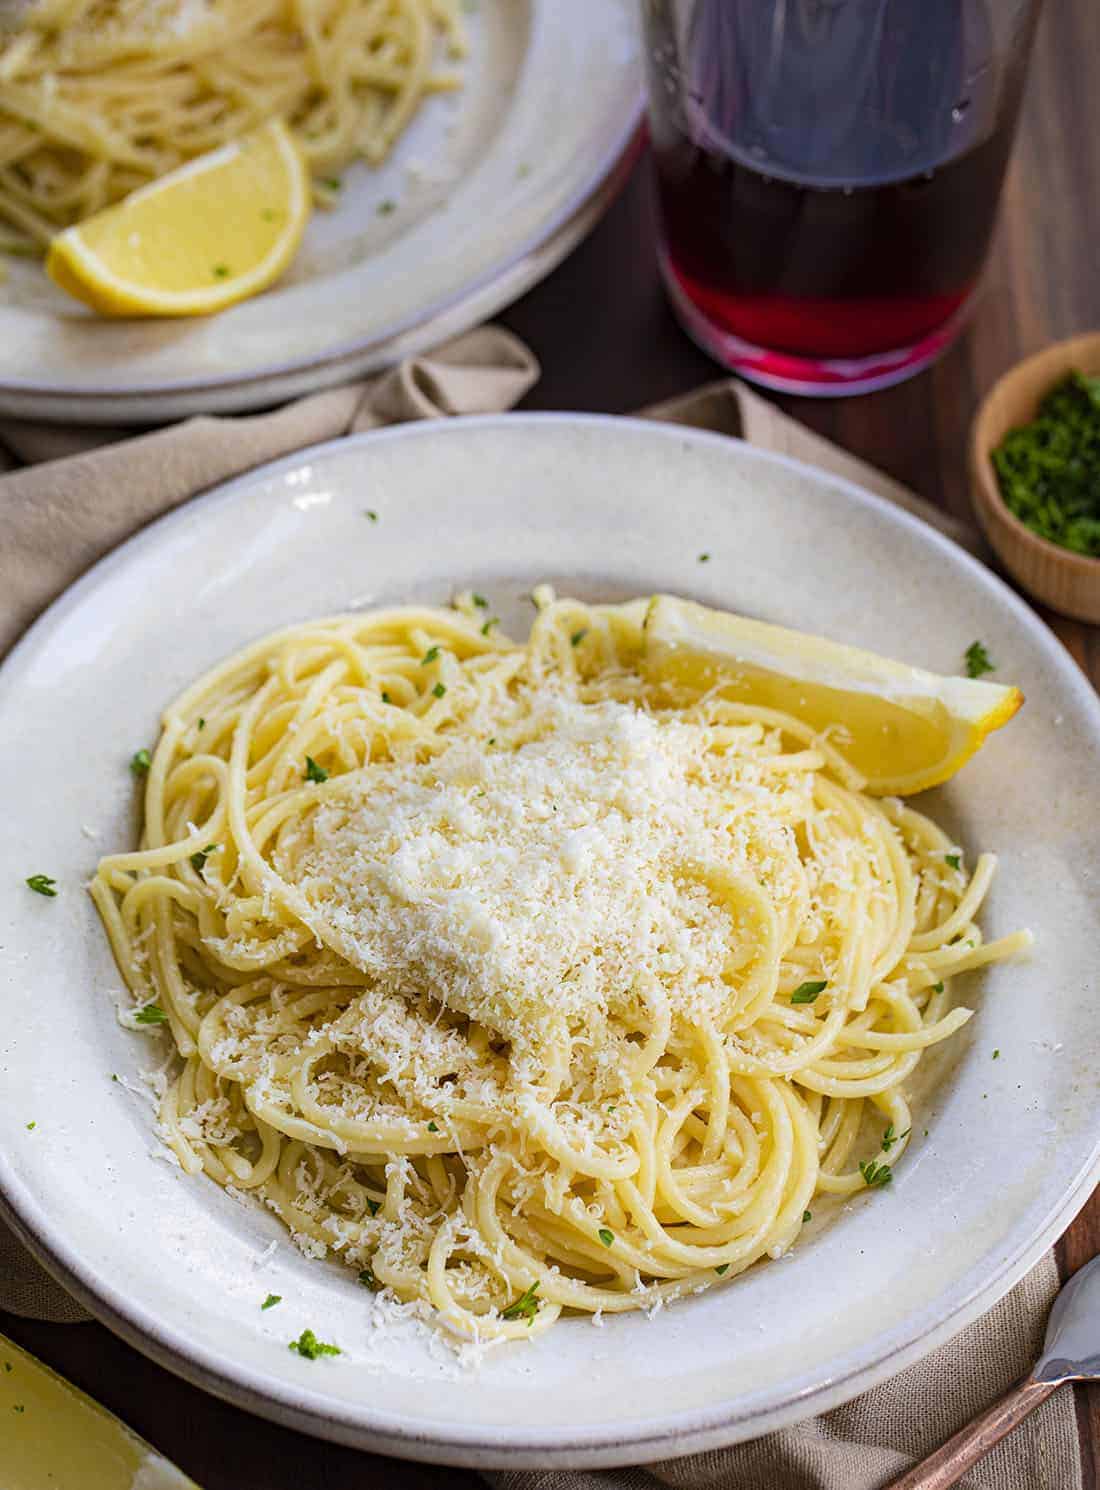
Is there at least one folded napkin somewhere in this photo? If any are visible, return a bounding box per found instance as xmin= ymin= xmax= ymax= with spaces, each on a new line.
xmin=0 ymin=336 xmax=1082 ymax=1490
xmin=0 ymin=325 xmax=540 ymax=656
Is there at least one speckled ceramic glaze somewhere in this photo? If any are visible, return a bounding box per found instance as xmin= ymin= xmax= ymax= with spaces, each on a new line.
xmin=0 ymin=3 xmax=641 ymax=423
xmin=1 ymin=416 xmax=1098 ymax=1468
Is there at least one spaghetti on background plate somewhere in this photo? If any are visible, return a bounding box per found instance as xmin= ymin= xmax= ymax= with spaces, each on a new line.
xmin=0 ymin=0 xmax=465 ymax=252
xmin=91 ymin=592 xmax=1030 ymax=1341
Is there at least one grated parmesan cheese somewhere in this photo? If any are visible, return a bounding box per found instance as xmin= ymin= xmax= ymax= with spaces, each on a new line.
xmin=292 ymin=691 xmax=809 ymax=1063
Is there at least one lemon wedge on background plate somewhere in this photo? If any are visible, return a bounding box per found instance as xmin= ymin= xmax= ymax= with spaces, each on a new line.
xmin=1 ymin=1332 xmax=201 ymax=1489
xmin=46 ymin=120 xmax=308 ymax=318
xmin=643 ymin=595 xmax=1023 ymax=796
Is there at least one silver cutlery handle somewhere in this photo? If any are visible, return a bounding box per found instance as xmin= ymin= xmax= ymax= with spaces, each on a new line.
xmin=883 ymin=1374 xmax=1060 ymax=1490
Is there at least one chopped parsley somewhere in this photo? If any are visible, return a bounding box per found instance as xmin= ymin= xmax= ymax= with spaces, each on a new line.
xmin=501 ymin=1281 xmax=539 ymax=1324
xmin=964 ymin=640 xmax=995 ymax=678
xmin=197 ymin=717 xmax=206 ymax=730
xmin=381 ymin=691 xmax=392 ymax=703
xmin=714 ymin=1263 xmax=729 ymax=1276
xmin=432 ymin=682 xmax=446 ymax=699
xmin=304 ymin=756 xmax=328 ymax=783
xmin=321 ymin=176 xmax=341 ymax=191
xmin=129 ymin=748 xmax=151 ymax=776
xmin=802 ymin=1211 xmax=812 ymax=1223
xmin=597 ymin=1228 xmax=614 ymax=1247
xmin=697 ymin=552 xmax=711 ymax=563
xmin=212 ymin=264 xmax=231 ymax=279
xmin=481 ymin=617 xmax=499 ymax=636
xmin=790 ymin=979 xmax=828 ymax=1005
xmin=358 ymin=1268 xmax=379 ymax=1290
xmin=991 ymin=371 xmax=1100 ymax=557
xmin=365 ymin=1197 xmax=381 ymax=1217
xmin=993 ymin=1048 xmax=1001 ymax=1059
xmin=25 ymin=874 xmax=58 ymax=897
xmin=288 ymin=1328 xmax=340 ymax=1359
xmin=421 ymin=645 xmax=441 ymax=664
xmin=570 ymin=629 xmax=588 ymax=647
xmin=133 ymin=1001 xmax=168 ymax=1025
xmin=261 ymin=1294 xmax=281 ymax=1310
xmin=190 ymin=843 xmax=218 ymax=873
xmin=377 ymin=199 xmax=396 ymax=216
xmin=427 ymin=1120 xmax=439 ymax=1132
xmin=25 ymin=1121 xmax=35 ymax=1131
xmin=932 ymin=981 xmax=944 ymax=994
xmin=944 ymin=852 xmax=961 ymax=870
xmin=880 ymin=1123 xmax=909 ymax=1152
xmin=859 ymin=1158 xmax=893 ymax=1189
xmin=472 ymin=593 xmax=489 ymax=608
xmin=364 ymin=509 xmax=378 ymax=522
xmin=12 ymin=1404 xmax=24 ymax=1414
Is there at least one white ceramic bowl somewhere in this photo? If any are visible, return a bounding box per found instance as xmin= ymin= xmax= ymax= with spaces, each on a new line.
xmin=1 ymin=416 xmax=1098 ymax=1468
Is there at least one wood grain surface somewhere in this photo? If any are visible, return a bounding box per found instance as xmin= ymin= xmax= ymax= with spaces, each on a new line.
xmin=3 ymin=0 xmax=1099 ymax=1482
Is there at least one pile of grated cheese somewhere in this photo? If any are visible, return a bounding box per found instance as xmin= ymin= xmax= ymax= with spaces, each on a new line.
xmin=290 ymin=691 xmax=811 ymax=1058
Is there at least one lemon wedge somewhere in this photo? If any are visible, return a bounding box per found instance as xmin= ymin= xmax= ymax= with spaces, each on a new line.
xmin=642 ymin=595 xmax=1022 ymax=795
xmin=1 ymin=1332 xmax=201 ymax=1489
xmin=46 ymin=120 xmax=308 ymax=318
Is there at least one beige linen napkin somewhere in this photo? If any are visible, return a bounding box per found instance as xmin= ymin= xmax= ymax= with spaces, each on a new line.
xmin=0 ymin=325 xmax=540 ymax=656
xmin=0 ymin=343 xmax=1082 ymax=1489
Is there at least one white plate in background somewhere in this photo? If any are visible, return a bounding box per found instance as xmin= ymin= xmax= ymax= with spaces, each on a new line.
xmin=0 ymin=3 xmax=641 ymax=423
xmin=1 ymin=415 xmax=1098 ymax=1467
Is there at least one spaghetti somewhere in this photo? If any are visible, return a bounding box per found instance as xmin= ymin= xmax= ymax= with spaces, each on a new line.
xmin=0 ymin=0 xmax=465 ymax=252
xmin=90 ymin=594 xmax=1029 ymax=1341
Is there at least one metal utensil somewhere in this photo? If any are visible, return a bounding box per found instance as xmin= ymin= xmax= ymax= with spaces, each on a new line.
xmin=886 ymin=1254 xmax=1100 ymax=1489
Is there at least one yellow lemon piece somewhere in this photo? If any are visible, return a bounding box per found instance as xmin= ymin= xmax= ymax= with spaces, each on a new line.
xmin=46 ymin=120 xmax=308 ymax=318
xmin=1 ymin=1332 xmax=202 ymax=1489
xmin=642 ymin=595 xmax=1023 ymax=796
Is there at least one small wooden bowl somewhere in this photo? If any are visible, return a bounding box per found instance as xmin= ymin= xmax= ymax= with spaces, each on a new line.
xmin=970 ymin=331 xmax=1100 ymax=623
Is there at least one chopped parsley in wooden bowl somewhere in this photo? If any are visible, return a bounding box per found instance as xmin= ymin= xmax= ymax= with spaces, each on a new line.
xmin=992 ymin=372 xmax=1100 ymax=558
xmin=971 ymin=331 xmax=1100 ymax=623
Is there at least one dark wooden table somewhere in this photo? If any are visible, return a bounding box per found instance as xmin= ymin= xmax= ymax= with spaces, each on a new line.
xmin=4 ymin=1 xmax=1100 ymax=1482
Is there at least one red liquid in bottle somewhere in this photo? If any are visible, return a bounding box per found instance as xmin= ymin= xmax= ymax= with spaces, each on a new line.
xmin=645 ymin=0 xmax=1038 ymax=392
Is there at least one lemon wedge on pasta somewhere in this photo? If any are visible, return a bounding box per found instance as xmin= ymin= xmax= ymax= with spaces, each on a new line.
xmin=642 ymin=595 xmax=1022 ymax=795
xmin=46 ymin=120 xmax=308 ymax=318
